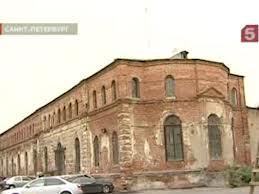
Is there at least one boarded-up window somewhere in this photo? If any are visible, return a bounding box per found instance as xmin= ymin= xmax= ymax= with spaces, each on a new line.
xmin=11 ymin=158 xmax=14 ymax=176
xmin=75 ymin=138 xmax=81 ymax=173
xmin=231 ymin=88 xmax=238 ymax=106
xmin=44 ymin=147 xmax=48 ymax=172
xmin=17 ymin=154 xmax=21 ymax=175
xmin=58 ymin=109 xmax=61 ymax=124
xmin=33 ymin=149 xmax=38 ymax=175
xmin=231 ymin=118 xmax=236 ymax=159
xmin=68 ymin=103 xmax=72 ymax=119
xmin=165 ymin=75 xmax=175 ymax=97
xmin=132 ymin=77 xmax=140 ymax=98
xmin=112 ymin=132 xmax=119 ymax=164
xmin=1 ymin=159 xmax=4 ymax=176
xmin=63 ymin=106 xmax=66 ymax=122
xmin=101 ymin=86 xmax=106 ymax=105
xmin=25 ymin=152 xmax=28 ymax=175
xmin=93 ymin=91 xmax=97 ymax=108
xmin=208 ymin=114 xmax=222 ymax=160
xmin=164 ymin=115 xmax=184 ymax=161
xmin=93 ymin=136 xmax=99 ymax=167
xmin=111 ymin=80 xmax=117 ymax=101
xmin=6 ymin=157 xmax=8 ymax=176
xmin=55 ymin=143 xmax=65 ymax=175
xmin=75 ymin=100 xmax=79 ymax=116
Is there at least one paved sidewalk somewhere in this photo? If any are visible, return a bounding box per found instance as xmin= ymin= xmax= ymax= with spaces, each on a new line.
xmin=122 ymin=187 xmax=259 ymax=194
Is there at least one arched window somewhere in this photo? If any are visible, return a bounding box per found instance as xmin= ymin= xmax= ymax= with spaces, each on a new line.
xmin=132 ymin=77 xmax=140 ymax=98
xmin=0 ymin=159 xmax=3 ymax=176
xmin=17 ymin=154 xmax=21 ymax=175
xmin=43 ymin=116 xmax=46 ymax=130
xmin=165 ymin=75 xmax=175 ymax=97
xmin=48 ymin=114 xmax=51 ymax=128
xmin=75 ymin=138 xmax=81 ymax=173
xmin=44 ymin=147 xmax=48 ymax=172
xmin=111 ymin=80 xmax=117 ymax=101
xmin=101 ymin=86 xmax=106 ymax=105
xmin=25 ymin=152 xmax=28 ymax=175
xmin=112 ymin=132 xmax=119 ymax=164
xmin=75 ymin=100 xmax=79 ymax=116
xmin=6 ymin=157 xmax=8 ymax=176
xmin=52 ymin=112 xmax=55 ymax=126
xmin=68 ymin=103 xmax=72 ymax=119
xmin=93 ymin=136 xmax=99 ymax=167
xmin=164 ymin=115 xmax=184 ymax=161
xmin=63 ymin=106 xmax=66 ymax=122
xmin=55 ymin=142 xmax=65 ymax=175
xmin=231 ymin=88 xmax=238 ymax=106
xmin=58 ymin=109 xmax=61 ymax=124
xmin=33 ymin=149 xmax=38 ymax=175
xmin=208 ymin=114 xmax=222 ymax=159
xmin=93 ymin=91 xmax=97 ymax=109
xmin=11 ymin=157 xmax=14 ymax=176
xmin=231 ymin=118 xmax=236 ymax=159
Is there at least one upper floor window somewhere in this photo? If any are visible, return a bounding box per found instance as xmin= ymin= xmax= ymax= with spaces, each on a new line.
xmin=230 ymin=88 xmax=238 ymax=106
xmin=52 ymin=112 xmax=55 ymax=126
xmin=68 ymin=103 xmax=72 ymax=119
xmin=58 ymin=109 xmax=61 ymax=124
xmin=132 ymin=77 xmax=140 ymax=98
xmin=101 ymin=86 xmax=106 ymax=105
xmin=63 ymin=106 xmax=66 ymax=122
xmin=43 ymin=116 xmax=47 ymax=129
xmin=48 ymin=114 xmax=51 ymax=128
xmin=75 ymin=100 xmax=79 ymax=116
xmin=93 ymin=90 xmax=97 ymax=109
xmin=165 ymin=75 xmax=175 ymax=97
xmin=111 ymin=80 xmax=117 ymax=101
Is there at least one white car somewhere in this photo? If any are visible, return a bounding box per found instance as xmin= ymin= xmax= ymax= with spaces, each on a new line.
xmin=1 ymin=176 xmax=83 ymax=194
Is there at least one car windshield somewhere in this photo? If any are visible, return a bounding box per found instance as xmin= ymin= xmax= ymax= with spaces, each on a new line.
xmin=63 ymin=176 xmax=96 ymax=184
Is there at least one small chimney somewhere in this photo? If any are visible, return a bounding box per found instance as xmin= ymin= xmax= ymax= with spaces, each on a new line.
xmin=170 ymin=50 xmax=189 ymax=59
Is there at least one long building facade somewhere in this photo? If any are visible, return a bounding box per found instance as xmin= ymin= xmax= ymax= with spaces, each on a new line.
xmin=0 ymin=56 xmax=251 ymax=190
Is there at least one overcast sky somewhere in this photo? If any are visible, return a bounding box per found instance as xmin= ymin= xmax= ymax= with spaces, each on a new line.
xmin=0 ymin=0 xmax=259 ymax=132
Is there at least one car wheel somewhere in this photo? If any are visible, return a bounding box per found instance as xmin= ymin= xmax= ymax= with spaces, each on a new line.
xmin=103 ymin=185 xmax=110 ymax=193
xmin=61 ymin=192 xmax=71 ymax=194
xmin=9 ymin=185 xmax=15 ymax=189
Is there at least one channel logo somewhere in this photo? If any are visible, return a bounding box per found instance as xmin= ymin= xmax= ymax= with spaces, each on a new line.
xmin=241 ymin=25 xmax=259 ymax=42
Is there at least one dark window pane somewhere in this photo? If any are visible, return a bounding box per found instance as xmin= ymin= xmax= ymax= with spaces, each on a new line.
xmin=75 ymin=138 xmax=81 ymax=173
xmin=94 ymin=136 xmax=99 ymax=167
xmin=164 ymin=115 xmax=183 ymax=161
xmin=45 ymin=178 xmax=65 ymax=186
xmin=208 ymin=114 xmax=222 ymax=159
xmin=132 ymin=78 xmax=140 ymax=98
xmin=112 ymin=132 xmax=119 ymax=164
xmin=165 ymin=76 xmax=175 ymax=97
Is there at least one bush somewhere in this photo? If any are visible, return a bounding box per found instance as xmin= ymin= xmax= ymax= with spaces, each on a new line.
xmin=226 ymin=165 xmax=252 ymax=187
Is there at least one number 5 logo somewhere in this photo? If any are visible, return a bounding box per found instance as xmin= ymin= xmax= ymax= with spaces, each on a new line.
xmin=241 ymin=25 xmax=258 ymax=42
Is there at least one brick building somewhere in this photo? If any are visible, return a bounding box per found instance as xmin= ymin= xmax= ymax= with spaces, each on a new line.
xmin=0 ymin=53 xmax=251 ymax=190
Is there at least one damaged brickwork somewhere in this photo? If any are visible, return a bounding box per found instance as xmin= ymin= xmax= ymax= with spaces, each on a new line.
xmin=0 ymin=57 xmax=252 ymax=191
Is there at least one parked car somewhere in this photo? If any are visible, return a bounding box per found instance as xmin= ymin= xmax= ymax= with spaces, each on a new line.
xmin=1 ymin=176 xmax=83 ymax=194
xmin=0 ymin=176 xmax=33 ymax=189
xmin=0 ymin=177 xmax=7 ymax=189
xmin=62 ymin=174 xmax=114 ymax=193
